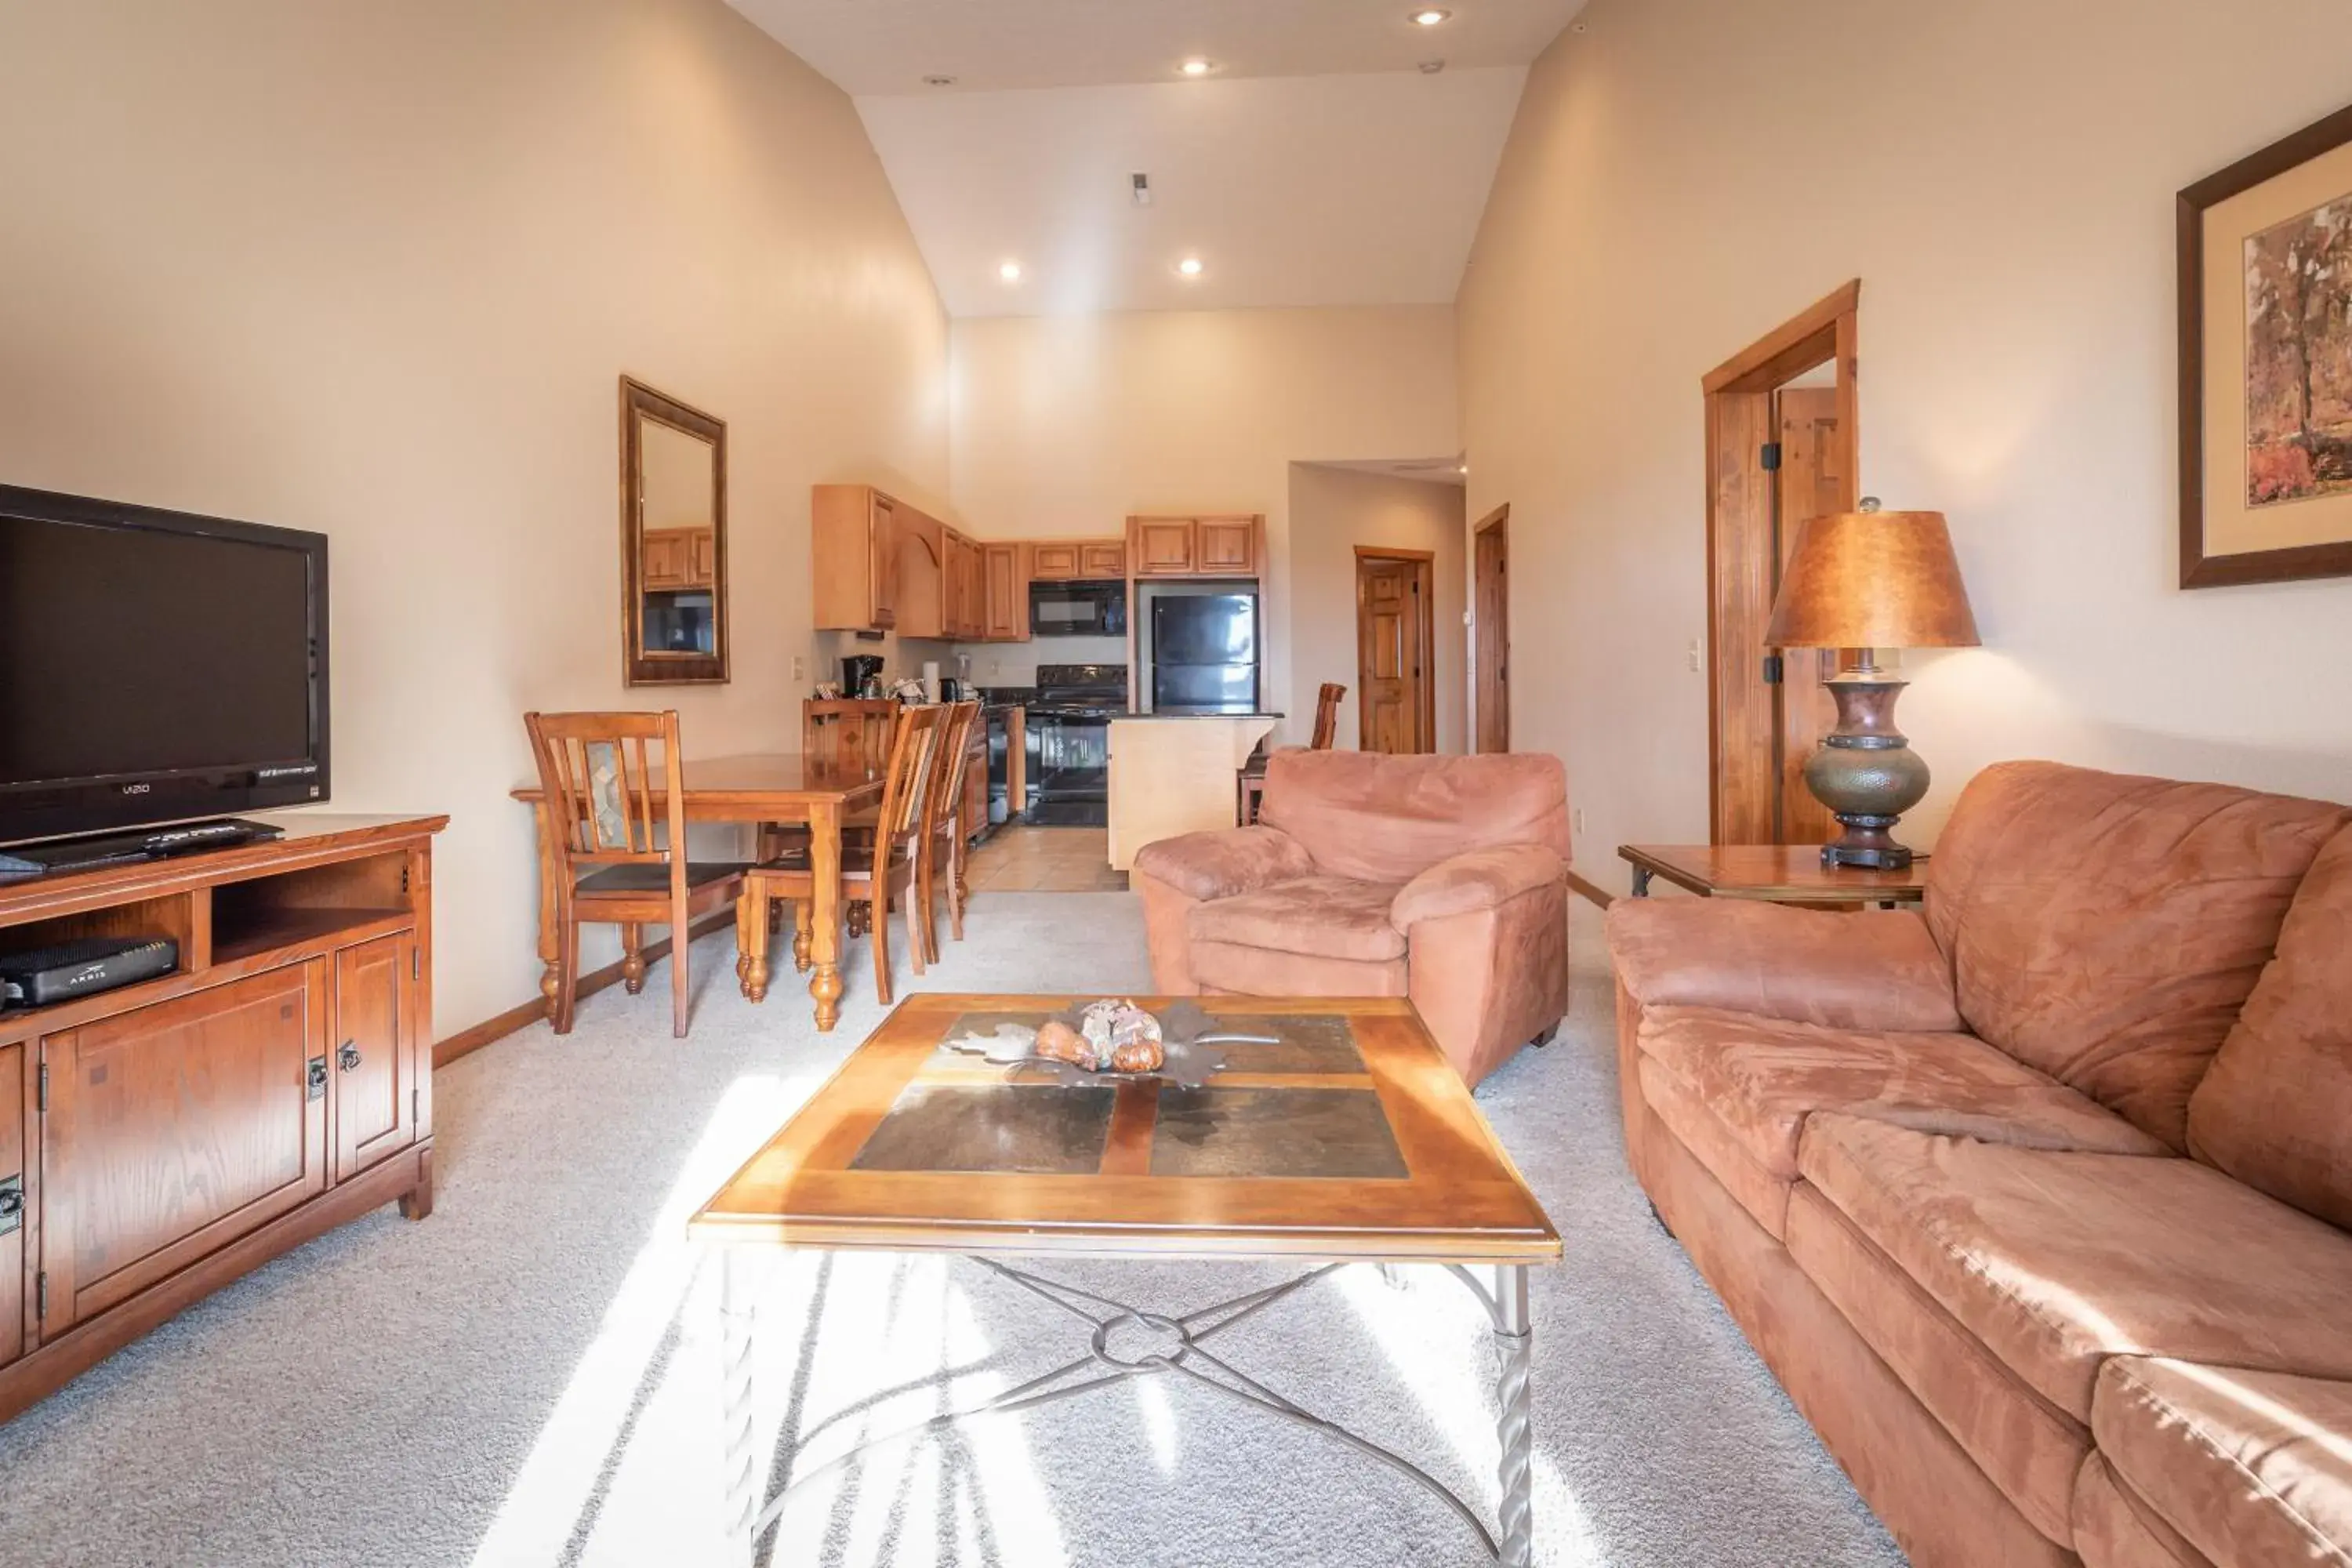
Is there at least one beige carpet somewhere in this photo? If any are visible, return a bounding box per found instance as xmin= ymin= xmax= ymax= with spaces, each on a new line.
xmin=0 ymin=895 xmax=1903 ymax=1567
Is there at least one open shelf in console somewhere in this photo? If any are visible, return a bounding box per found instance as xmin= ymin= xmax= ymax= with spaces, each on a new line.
xmin=0 ymin=891 xmax=203 ymax=1004
xmin=209 ymin=851 xmax=413 ymax=967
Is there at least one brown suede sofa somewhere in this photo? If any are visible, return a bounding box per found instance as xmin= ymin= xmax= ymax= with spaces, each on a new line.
xmin=1132 ymin=749 xmax=1570 ymax=1085
xmin=1606 ymin=760 xmax=2352 ymax=1568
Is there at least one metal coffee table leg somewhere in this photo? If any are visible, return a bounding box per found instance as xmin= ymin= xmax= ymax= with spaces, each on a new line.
xmin=719 ymin=1248 xmax=758 ymax=1564
xmin=1492 ymin=1265 xmax=1534 ymax=1568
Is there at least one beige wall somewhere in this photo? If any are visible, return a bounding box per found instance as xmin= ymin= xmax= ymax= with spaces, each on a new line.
xmin=0 ymin=0 xmax=949 ymax=1033
xmin=1288 ymin=464 xmax=1468 ymax=752
xmin=1461 ymin=0 xmax=2352 ymax=884
xmin=949 ymin=307 xmax=1459 ymax=742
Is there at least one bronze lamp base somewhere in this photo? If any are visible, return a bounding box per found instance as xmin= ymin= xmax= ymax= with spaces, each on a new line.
xmin=1805 ymin=670 xmax=1931 ymax=870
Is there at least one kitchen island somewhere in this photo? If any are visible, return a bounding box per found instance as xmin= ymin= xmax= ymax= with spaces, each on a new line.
xmin=1105 ymin=713 xmax=1283 ymax=870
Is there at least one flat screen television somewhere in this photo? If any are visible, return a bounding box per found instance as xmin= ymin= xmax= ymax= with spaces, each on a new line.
xmin=0 ymin=484 xmax=328 ymax=845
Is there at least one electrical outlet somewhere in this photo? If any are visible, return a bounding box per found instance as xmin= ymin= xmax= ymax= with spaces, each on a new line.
xmin=1686 ymin=639 xmax=1702 ymax=673
xmin=1573 ymin=808 xmax=1586 ymax=836
xmin=988 ymin=659 xmax=1000 ymax=676
xmin=791 ymin=655 xmax=805 ymax=682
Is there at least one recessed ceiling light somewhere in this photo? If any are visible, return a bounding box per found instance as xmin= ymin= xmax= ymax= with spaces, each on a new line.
xmin=1411 ymin=7 xmax=1453 ymax=24
xmin=1178 ymin=58 xmax=1214 ymax=76
xmin=1176 ymin=256 xmax=1205 ymax=278
xmin=998 ymin=260 xmax=1022 ymax=283
xmin=922 ymin=74 xmax=957 ymax=87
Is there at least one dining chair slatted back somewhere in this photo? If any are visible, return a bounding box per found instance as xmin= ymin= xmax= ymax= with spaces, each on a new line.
xmin=1312 ymin=684 xmax=1346 ymax=750
xmin=916 ymin=700 xmax=982 ymax=959
xmin=877 ymin=702 xmax=947 ymax=845
xmin=804 ymin=699 xmax=901 ymax=772
xmin=523 ymin=710 xmax=744 ymax=1039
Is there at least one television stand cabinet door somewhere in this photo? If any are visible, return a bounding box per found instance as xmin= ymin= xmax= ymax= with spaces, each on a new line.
xmin=0 ymin=811 xmax=445 ymax=1421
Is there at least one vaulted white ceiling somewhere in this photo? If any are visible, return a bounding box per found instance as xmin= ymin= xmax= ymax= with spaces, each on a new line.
xmin=727 ymin=0 xmax=1588 ymax=316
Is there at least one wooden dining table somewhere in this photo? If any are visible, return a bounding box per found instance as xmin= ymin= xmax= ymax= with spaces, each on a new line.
xmin=513 ymin=752 xmax=887 ymax=1032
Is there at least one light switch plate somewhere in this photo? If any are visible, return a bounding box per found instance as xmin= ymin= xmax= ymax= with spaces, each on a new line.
xmin=792 ymin=655 xmax=805 ymax=681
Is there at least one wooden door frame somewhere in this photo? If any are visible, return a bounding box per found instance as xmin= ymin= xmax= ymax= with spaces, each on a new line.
xmin=1471 ymin=504 xmax=1509 ymax=753
xmin=1703 ymin=280 xmax=1860 ymax=845
xmin=1352 ymin=546 xmax=1437 ymax=753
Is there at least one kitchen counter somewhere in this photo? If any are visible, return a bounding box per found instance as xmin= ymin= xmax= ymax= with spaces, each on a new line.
xmin=1104 ymin=713 xmax=1281 ymax=869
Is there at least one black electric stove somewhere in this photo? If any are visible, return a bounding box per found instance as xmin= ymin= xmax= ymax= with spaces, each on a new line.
xmin=1024 ymin=664 xmax=1127 ymax=826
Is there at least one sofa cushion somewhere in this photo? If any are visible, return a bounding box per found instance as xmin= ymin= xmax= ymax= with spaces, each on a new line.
xmin=1924 ymin=761 xmax=2349 ymax=1149
xmin=1185 ymin=874 xmax=1406 ymax=963
xmin=2188 ymin=822 xmax=2352 ymax=1232
xmin=1258 ymin=750 xmax=1568 ymax=885
xmin=1189 ymin=942 xmax=1407 ymax=999
xmin=1796 ymin=1115 xmax=2352 ymax=1421
xmin=1787 ymin=1181 xmax=2091 ymax=1544
xmin=1608 ymin=899 xmax=1963 ymax=1033
xmin=2095 ymin=1357 xmax=2352 ymax=1568
xmin=2074 ymin=1454 xmax=2213 ymax=1568
xmin=1635 ymin=1007 xmax=2165 ymax=1236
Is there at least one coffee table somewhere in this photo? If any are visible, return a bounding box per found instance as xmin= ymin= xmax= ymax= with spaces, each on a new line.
xmin=692 ymin=993 xmax=1560 ymax=1566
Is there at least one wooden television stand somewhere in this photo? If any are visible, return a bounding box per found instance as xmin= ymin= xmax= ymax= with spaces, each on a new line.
xmin=0 ymin=813 xmax=445 ymax=1422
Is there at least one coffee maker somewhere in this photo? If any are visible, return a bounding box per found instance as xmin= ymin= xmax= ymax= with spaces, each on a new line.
xmin=840 ymin=655 xmax=885 ymax=699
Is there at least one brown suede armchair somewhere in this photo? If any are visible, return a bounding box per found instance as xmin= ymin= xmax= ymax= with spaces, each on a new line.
xmin=1132 ymin=750 xmax=1570 ymax=1085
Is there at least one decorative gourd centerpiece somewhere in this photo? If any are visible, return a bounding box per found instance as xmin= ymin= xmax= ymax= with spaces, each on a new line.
xmin=946 ymin=998 xmax=1269 ymax=1089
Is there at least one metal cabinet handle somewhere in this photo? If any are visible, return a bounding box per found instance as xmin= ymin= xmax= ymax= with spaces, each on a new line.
xmin=306 ymin=1057 xmax=328 ymax=1101
xmin=338 ymin=1042 xmax=362 ymax=1073
xmin=0 ymin=1175 xmax=21 ymax=1237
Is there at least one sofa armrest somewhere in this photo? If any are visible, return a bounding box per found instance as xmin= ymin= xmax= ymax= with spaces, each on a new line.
xmin=1131 ymin=826 xmax=1316 ymax=902
xmin=1605 ymin=898 xmax=1961 ymax=1033
xmin=1391 ymin=844 xmax=1566 ymax=929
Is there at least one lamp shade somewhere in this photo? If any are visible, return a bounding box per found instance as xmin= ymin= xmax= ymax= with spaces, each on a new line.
xmin=1764 ymin=509 xmax=1980 ymax=650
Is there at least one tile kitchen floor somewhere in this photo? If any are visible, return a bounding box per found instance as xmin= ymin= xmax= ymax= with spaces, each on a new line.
xmin=966 ymin=826 xmax=1129 ymax=892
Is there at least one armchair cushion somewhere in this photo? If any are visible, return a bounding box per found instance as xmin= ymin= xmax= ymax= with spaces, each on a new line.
xmin=1608 ymin=898 xmax=1963 ymax=1033
xmin=1391 ymin=844 xmax=1565 ymax=929
xmin=1187 ymin=874 xmax=1407 ymax=964
xmin=1131 ymin=826 xmax=1316 ymax=902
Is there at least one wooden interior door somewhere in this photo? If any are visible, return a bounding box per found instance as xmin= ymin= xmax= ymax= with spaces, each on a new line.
xmin=1704 ymin=281 xmax=1860 ymax=845
xmin=332 ymin=934 xmax=418 ymax=1182
xmin=1356 ymin=552 xmax=1434 ymax=753
xmin=0 ymin=1042 xmax=20 ymax=1367
xmin=1773 ymin=387 xmax=1844 ymax=844
xmin=40 ymin=961 xmax=328 ymax=1334
xmin=1473 ymin=507 xmax=1510 ymax=752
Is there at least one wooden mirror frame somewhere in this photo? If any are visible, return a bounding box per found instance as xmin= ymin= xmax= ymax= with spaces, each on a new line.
xmin=619 ymin=375 xmax=729 ymax=686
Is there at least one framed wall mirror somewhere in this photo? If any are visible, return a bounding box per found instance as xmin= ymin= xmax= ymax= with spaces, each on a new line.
xmin=619 ymin=376 xmax=728 ymax=685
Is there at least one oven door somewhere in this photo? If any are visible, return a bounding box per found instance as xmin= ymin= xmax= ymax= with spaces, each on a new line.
xmin=1029 ymin=580 xmax=1127 ymax=637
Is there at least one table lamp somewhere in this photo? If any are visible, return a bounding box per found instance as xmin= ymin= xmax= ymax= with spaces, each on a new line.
xmin=1763 ymin=500 xmax=1980 ymax=870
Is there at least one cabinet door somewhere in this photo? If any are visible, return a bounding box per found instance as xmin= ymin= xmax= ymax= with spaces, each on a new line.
xmin=983 ymin=543 xmax=1026 ymax=641
xmin=1199 ymin=519 xmax=1257 ymax=575
xmin=1132 ymin=520 xmax=1198 ymax=575
xmin=0 ymin=1043 xmax=20 ymax=1367
xmin=869 ymin=499 xmax=899 ymax=630
xmin=641 ymin=532 xmax=688 ymax=589
xmin=688 ymin=530 xmax=717 ymax=589
xmin=1029 ymin=543 xmax=1079 ymax=580
xmin=962 ymin=740 xmax=985 ymax=838
xmin=332 ymin=934 xmax=419 ymax=1182
xmin=962 ymin=539 xmax=987 ymax=637
xmin=1079 ymin=541 xmax=1126 ymax=578
xmin=40 ymin=962 xmax=328 ymax=1334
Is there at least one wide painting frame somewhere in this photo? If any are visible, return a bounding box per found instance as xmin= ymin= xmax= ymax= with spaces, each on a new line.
xmin=2180 ymin=101 xmax=2352 ymax=588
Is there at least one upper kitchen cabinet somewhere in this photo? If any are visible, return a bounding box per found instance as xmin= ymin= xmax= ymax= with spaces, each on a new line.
xmin=812 ymin=484 xmax=904 ymax=632
xmin=1029 ymin=539 xmax=1126 ymax=581
xmin=1127 ymin=515 xmax=1262 ymax=579
xmin=983 ymin=543 xmax=1028 ymax=641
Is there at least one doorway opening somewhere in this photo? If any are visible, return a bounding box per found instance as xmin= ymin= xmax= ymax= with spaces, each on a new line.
xmin=1703 ymin=280 xmax=1860 ymax=845
xmin=1354 ymin=546 xmax=1436 ymax=753
xmin=1472 ymin=505 xmax=1510 ymax=753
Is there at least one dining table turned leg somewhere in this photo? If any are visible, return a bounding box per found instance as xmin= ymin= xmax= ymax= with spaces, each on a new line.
xmin=807 ymin=799 xmax=844 ymax=1031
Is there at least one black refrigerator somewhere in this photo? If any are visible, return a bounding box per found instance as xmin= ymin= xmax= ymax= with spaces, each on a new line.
xmin=1150 ymin=593 xmax=1260 ymax=713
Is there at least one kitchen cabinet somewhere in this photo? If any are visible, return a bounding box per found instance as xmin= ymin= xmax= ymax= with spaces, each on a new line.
xmin=940 ymin=528 xmax=988 ymax=641
xmin=1127 ymin=516 xmax=1263 ymax=579
xmin=983 ymin=543 xmax=1027 ymax=641
xmin=641 ymin=528 xmax=715 ymax=590
xmin=1080 ymin=542 xmax=1127 ymax=578
xmin=1030 ymin=543 xmax=1080 ymax=579
xmin=1029 ymin=539 xmax=1125 ymax=582
xmin=811 ymin=485 xmax=906 ymax=632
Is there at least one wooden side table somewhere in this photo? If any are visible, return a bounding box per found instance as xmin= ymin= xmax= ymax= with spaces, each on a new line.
xmin=1617 ymin=844 xmax=1928 ymax=908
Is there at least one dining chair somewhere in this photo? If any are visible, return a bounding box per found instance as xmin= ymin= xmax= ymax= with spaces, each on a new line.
xmin=523 ymin=710 xmax=747 ymax=1038
xmin=758 ymin=698 xmax=902 ymax=863
xmin=743 ymin=702 xmax=945 ymax=1008
xmin=1236 ymin=684 xmax=1345 ymax=826
xmin=916 ymin=699 xmax=982 ymax=960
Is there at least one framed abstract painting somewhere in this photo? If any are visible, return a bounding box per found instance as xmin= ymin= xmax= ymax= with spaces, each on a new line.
xmin=2180 ymin=101 xmax=2352 ymax=587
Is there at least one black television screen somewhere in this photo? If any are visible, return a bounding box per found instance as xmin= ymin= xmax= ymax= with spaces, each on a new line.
xmin=0 ymin=485 xmax=328 ymax=844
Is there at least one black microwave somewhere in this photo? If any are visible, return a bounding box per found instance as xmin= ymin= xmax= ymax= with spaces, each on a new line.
xmin=1029 ymin=579 xmax=1127 ymax=637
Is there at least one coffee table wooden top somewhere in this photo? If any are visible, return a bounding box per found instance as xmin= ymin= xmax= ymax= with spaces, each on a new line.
xmin=1617 ymin=843 xmax=1929 ymax=905
xmin=691 ymin=994 xmax=1559 ymax=1265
